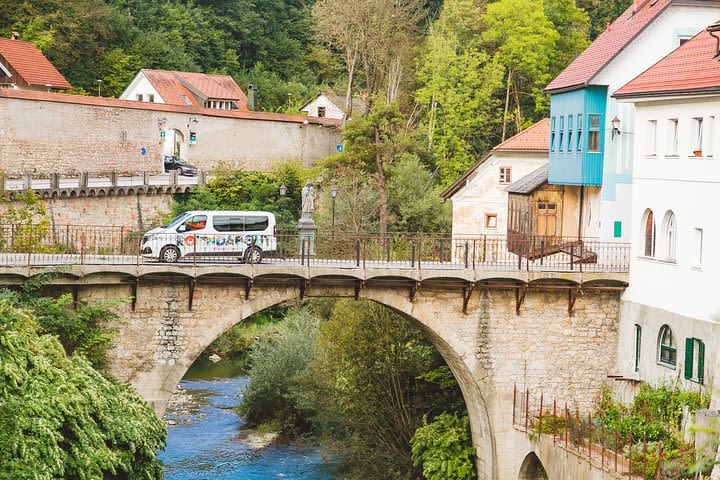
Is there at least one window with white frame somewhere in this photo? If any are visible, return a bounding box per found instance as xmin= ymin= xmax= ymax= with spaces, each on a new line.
xmin=667 ymin=119 xmax=678 ymax=155
xmin=662 ymin=210 xmax=676 ymax=262
xmin=684 ymin=337 xmax=705 ymax=384
xmin=646 ymin=120 xmax=657 ymax=155
xmin=692 ymin=117 xmax=704 ymax=155
xmin=146 ymin=94 xmax=155 ymax=102
xmin=692 ymin=228 xmax=703 ymax=268
xmin=550 ymin=117 xmax=556 ymax=152
xmin=559 ymin=116 xmax=565 ymax=152
xmin=707 ymin=116 xmax=715 ymax=157
xmin=588 ymin=114 xmax=601 ymax=152
xmin=577 ymin=114 xmax=583 ymax=151
xmin=641 ymin=209 xmax=656 ymax=257
xmin=657 ymin=325 xmax=676 ymax=367
xmin=485 ymin=213 xmax=497 ymax=229
xmin=136 ymin=94 xmax=143 ymax=101
xmin=634 ymin=324 xmax=642 ymax=372
xmin=567 ymin=114 xmax=574 ymax=151
xmin=499 ymin=167 xmax=512 ymax=185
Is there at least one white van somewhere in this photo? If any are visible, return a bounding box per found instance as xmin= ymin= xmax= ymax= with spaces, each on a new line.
xmin=141 ymin=210 xmax=277 ymax=263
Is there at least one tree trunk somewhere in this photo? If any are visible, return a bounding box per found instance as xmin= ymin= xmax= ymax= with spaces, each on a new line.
xmin=428 ymin=95 xmax=436 ymax=149
xmin=501 ymin=68 xmax=512 ymax=142
xmin=375 ymin=126 xmax=388 ymax=244
xmin=343 ymin=46 xmax=358 ymax=127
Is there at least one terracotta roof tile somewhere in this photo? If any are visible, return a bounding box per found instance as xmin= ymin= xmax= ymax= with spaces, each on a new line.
xmin=615 ymin=25 xmax=720 ymax=97
xmin=0 ymin=38 xmax=71 ymax=89
xmin=546 ymin=0 xmax=674 ymax=92
xmin=142 ymin=69 xmax=248 ymax=109
xmin=0 ymin=89 xmax=340 ymax=127
xmin=493 ymin=118 xmax=550 ymax=151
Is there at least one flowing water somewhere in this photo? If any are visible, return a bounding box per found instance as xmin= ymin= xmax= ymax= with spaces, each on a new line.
xmin=159 ymin=358 xmax=335 ymax=480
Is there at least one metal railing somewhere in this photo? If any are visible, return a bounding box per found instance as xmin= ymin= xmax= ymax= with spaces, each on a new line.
xmin=0 ymin=224 xmax=630 ymax=272
xmin=1 ymin=171 xmax=205 ymax=194
xmin=513 ymin=385 xmax=701 ymax=479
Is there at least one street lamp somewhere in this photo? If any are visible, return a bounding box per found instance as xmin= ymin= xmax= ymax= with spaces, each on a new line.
xmin=97 ymin=79 xmax=103 ymax=97
xmin=279 ymin=184 xmax=287 ymax=197
xmin=611 ymin=116 xmax=621 ymax=140
xmin=278 ymin=184 xmax=287 ymax=227
xmin=330 ymin=184 xmax=338 ymax=230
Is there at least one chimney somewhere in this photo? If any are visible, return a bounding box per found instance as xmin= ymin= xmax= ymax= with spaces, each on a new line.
xmin=10 ymin=32 xmax=19 ymax=40
xmin=247 ymin=83 xmax=258 ymax=111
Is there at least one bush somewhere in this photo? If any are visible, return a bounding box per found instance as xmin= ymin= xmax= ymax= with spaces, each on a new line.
xmin=411 ymin=413 xmax=476 ymax=480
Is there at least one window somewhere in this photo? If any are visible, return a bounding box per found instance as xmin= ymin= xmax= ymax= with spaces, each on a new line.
xmin=559 ymin=116 xmax=565 ymax=152
xmin=634 ymin=324 xmax=642 ymax=372
xmin=136 ymin=94 xmax=143 ymax=101
xmin=146 ymin=94 xmax=155 ymax=103
xmin=244 ymin=216 xmax=270 ymax=232
xmin=181 ymin=215 xmax=207 ymax=232
xmin=658 ymin=325 xmax=676 ymax=367
xmin=707 ymin=116 xmax=715 ymax=157
xmin=641 ymin=209 xmax=656 ymax=257
xmin=646 ymin=120 xmax=657 ymax=155
xmin=662 ymin=210 xmax=676 ymax=262
xmin=550 ymin=117 xmax=556 ymax=152
xmin=213 ymin=215 xmax=244 ymax=232
xmin=485 ymin=213 xmax=497 ymax=229
xmin=318 ymin=106 xmax=326 ymax=118
xmin=693 ymin=117 xmax=704 ymax=154
xmin=499 ymin=167 xmax=512 ymax=185
xmin=576 ymin=114 xmax=583 ymax=151
xmin=588 ymin=114 xmax=601 ymax=152
xmin=679 ymin=37 xmax=691 ymax=46
xmin=692 ymin=228 xmax=703 ymax=268
xmin=667 ymin=119 xmax=678 ymax=155
xmin=536 ymin=202 xmax=557 ymax=236
xmin=567 ymin=115 xmax=573 ymax=151
xmin=181 ymin=95 xmax=193 ymax=106
xmin=684 ymin=338 xmax=705 ymax=384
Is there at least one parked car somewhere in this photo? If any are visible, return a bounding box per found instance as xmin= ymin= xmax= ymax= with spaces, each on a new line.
xmin=164 ymin=155 xmax=198 ymax=176
xmin=141 ymin=210 xmax=277 ymax=263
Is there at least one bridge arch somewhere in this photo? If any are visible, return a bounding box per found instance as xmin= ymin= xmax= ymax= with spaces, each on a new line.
xmin=121 ymin=283 xmax=496 ymax=480
xmin=517 ymin=452 xmax=548 ymax=479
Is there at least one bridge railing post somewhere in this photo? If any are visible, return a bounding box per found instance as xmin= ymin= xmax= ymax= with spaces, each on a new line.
xmin=411 ymin=241 xmax=416 ymax=269
xmin=570 ymin=244 xmax=575 ymax=271
xmin=518 ymin=242 xmax=523 ymax=270
xmin=355 ymin=240 xmax=360 ymax=267
xmin=512 ymin=384 xmax=517 ymax=425
xmin=464 ymin=241 xmax=469 ymax=269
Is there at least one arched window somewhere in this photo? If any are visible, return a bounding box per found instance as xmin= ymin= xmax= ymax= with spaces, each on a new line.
xmin=642 ymin=209 xmax=656 ymax=257
xmin=662 ymin=211 xmax=676 ymax=261
xmin=658 ymin=325 xmax=676 ymax=367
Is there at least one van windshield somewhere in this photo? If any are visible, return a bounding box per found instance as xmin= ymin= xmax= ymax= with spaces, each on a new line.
xmin=161 ymin=213 xmax=189 ymax=229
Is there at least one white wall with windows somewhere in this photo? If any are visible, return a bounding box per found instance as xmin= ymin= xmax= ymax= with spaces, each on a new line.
xmin=119 ymin=73 xmax=164 ymax=103
xmin=614 ymin=94 xmax=720 ymax=404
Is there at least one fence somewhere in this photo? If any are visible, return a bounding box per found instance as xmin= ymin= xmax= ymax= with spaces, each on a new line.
xmin=513 ymin=385 xmax=701 ymax=479
xmin=0 ymin=224 xmax=630 ymax=272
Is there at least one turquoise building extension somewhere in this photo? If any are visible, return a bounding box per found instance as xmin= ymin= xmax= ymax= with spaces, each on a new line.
xmin=548 ymin=86 xmax=607 ymax=186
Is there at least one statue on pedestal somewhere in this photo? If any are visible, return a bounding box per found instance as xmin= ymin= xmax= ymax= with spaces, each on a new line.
xmin=298 ymin=179 xmax=317 ymax=255
xmin=301 ymin=180 xmax=316 ymax=219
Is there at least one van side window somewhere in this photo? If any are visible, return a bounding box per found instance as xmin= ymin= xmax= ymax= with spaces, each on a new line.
xmin=244 ymin=216 xmax=269 ymax=232
xmin=182 ymin=215 xmax=207 ymax=231
xmin=213 ymin=215 xmax=243 ymax=232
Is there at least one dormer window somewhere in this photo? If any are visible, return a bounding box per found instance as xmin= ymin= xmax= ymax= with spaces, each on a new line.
xmin=0 ymin=61 xmax=11 ymax=78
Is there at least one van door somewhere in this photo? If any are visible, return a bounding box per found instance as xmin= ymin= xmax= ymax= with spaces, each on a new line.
xmin=242 ymin=215 xmax=270 ymax=251
xmin=176 ymin=214 xmax=208 ymax=257
xmin=211 ymin=214 xmax=245 ymax=257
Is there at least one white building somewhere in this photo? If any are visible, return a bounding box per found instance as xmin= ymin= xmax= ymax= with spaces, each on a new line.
xmin=544 ymin=0 xmax=720 ymax=243
xmin=300 ymin=92 xmax=366 ymax=120
xmin=614 ymin=26 xmax=720 ymax=403
xmin=441 ymin=119 xmax=549 ymax=236
xmin=120 ymin=69 xmax=247 ymax=111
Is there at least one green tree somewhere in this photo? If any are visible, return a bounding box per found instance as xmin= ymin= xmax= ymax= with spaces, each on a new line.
xmin=577 ymin=0 xmax=632 ymax=39
xmin=411 ymin=413 xmax=477 ymax=480
xmin=0 ymin=299 xmax=165 ymax=479
xmin=544 ymin=0 xmax=590 ymax=76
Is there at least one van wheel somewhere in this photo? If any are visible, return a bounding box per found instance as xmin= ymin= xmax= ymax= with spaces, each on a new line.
xmin=245 ymin=247 xmax=262 ymax=264
xmin=160 ymin=245 xmax=180 ymax=263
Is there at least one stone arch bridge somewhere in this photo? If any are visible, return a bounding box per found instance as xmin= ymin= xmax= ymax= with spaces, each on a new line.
xmin=0 ymin=259 xmax=628 ymax=480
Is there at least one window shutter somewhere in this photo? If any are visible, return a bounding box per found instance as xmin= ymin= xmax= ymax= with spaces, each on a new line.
xmin=697 ymin=340 xmax=704 ymax=384
xmin=684 ymin=338 xmax=694 ymax=380
xmin=634 ymin=325 xmax=641 ymax=372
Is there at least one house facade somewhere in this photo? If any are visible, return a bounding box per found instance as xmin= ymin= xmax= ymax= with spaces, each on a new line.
xmin=0 ymin=35 xmax=71 ymax=92
xmin=300 ymin=92 xmax=367 ymax=120
xmin=441 ymin=119 xmax=549 ymax=237
xmin=544 ymin=0 xmax=720 ymax=243
xmin=613 ymin=25 xmax=720 ymax=402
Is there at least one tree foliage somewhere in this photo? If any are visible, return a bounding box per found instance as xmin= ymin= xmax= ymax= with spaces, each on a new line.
xmin=411 ymin=413 xmax=477 ymax=480
xmin=0 ymin=299 xmax=165 ymax=479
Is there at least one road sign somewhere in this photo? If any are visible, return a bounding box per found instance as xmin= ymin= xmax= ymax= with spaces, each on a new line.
xmin=190 ymin=131 xmax=197 ymax=145
xmin=336 ymin=144 xmax=344 ymax=153
xmin=140 ymin=147 xmax=147 ymax=156
xmin=160 ymin=130 xmax=166 ymax=139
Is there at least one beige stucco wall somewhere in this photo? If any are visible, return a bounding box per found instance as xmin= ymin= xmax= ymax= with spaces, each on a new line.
xmin=450 ymin=151 xmax=548 ymax=237
xmin=0 ymin=96 xmax=341 ymax=176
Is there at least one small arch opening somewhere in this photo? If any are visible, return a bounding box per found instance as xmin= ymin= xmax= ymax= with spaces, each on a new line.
xmin=518 ymin=451 xmax=549 ymax=479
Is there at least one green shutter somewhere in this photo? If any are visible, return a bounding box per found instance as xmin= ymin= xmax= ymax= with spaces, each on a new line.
xmin=614 ymin=221 xmax=622 ymax=238
xmin=684 ymin=338 xmax=694 ymax=380
xmin=634 ymin=325 xmax=641 ymax=372
xmin=698 ymin=340 xmax=705 ymax=385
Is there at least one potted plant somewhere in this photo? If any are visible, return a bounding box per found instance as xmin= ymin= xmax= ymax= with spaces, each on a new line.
xmin=693 ymin=149 xmax=703 ymax=156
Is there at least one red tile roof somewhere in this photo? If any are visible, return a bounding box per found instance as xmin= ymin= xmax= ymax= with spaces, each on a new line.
xmin=615 ymin=25 xmax=720 ymax=97
xmin=0 ymin=89 xmax=340 ymax=126
xmin=546 ymin=0 xmax=675 ymax=93
xmin=0 ymin=38 xmax=71 ymax=89
xmin=142 ymin=69 xmax=247 ymax=109
xmin=440 ymin=119 xmax=549 ymax=199
xmin=493 ymin=118 xmax=550 ymax=151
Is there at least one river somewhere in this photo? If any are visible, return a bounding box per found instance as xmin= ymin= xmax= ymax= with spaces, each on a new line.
xmin=159 ymin=358 xmax=335 ymax=480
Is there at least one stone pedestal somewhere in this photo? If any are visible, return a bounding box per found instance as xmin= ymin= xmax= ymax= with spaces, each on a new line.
xmin=297 ymin=217 xmax=317 ymax=256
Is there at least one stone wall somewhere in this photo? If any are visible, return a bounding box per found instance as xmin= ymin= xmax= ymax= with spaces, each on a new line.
xmin=0 ymin=94 xmax=341 ymax=176
xmin=1 ymin=192 xmax=173 ymax=230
